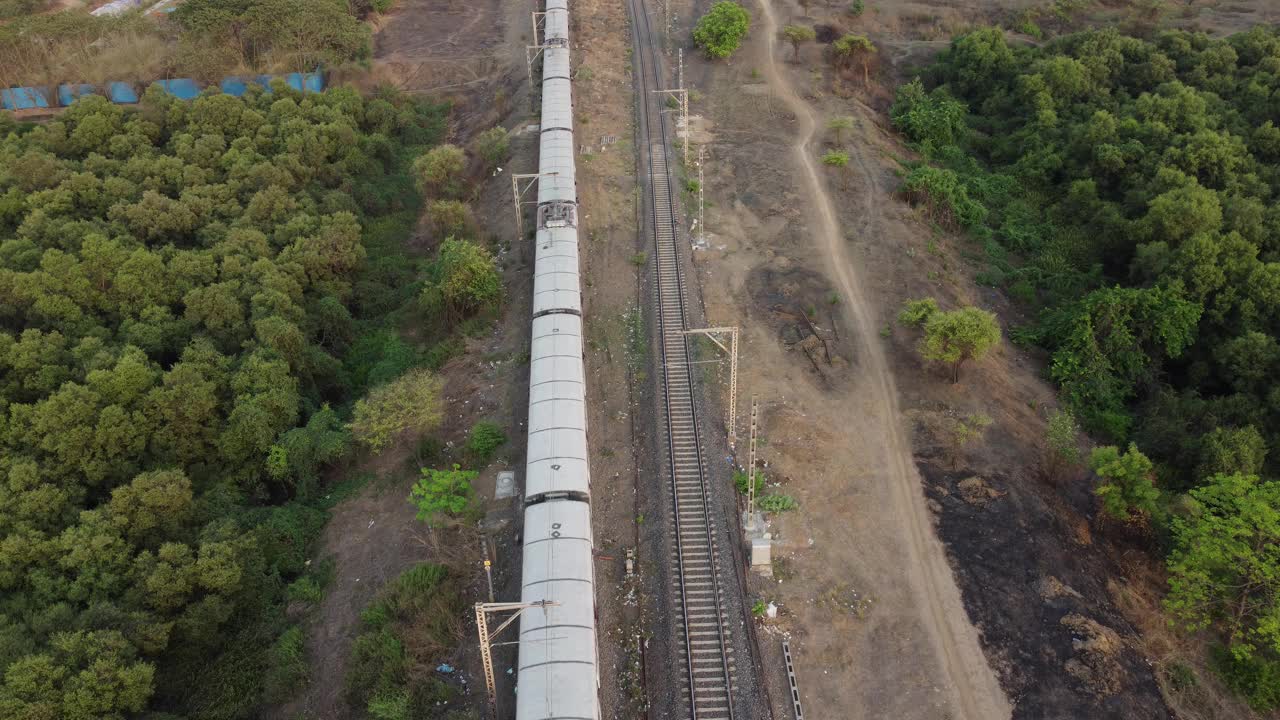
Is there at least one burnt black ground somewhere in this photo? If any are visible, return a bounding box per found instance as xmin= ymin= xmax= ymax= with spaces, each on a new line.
xmin=917 ymin=450 xmax=1171 ymax=720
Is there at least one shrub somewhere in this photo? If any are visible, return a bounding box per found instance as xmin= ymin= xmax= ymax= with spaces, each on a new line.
xmin=890 ymin=79 xmax=969 ymax=154
xmin=898 ymin=297 xmax=939 ymax=327
xmin=287 ymin=576 xmax=323 ymax=604
xmin=421 ymin=238 xmax=502 ymax=322
xmin=822 ymin=150 xmax=850 ymax=167
xmin=900 ymin=164 xmax=988 ymax=229
xmin=733 ymin=469 xmax=765 ymax=495
xmin=409 ymin=465 xmax=478 ymax=526
xmin=473 ymin=126 xmax=510 ymax=171
xmin=1090 ymin=443 xmax=1159 ymax=522
xmin=758 ymin=494 xmax=798 ymax=512
xmin=693 ymin=1 xmax=750 ymax=59
xmin=413 ymin=144 xmax=466 ymax=198
xmin=263 ymin=626 xmax=308 ymax=701
xmin=428 ymin=199 xmax=472 ymax=238
xmin=466 ymin=421 xmax=507 ymax=463
xmin=350 ymin=369 xmax=444 ymax=453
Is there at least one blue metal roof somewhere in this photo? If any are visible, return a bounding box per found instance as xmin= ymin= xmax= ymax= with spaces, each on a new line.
xmin=2 ymin=87 xmax=52 ymax=111
xmin=57 ymin=84 xmax=97 ymax=106
xmin=302 ymin=72 xmax=324 ymax=93
xmin=151 ymin=78 xmax=200 ymax=100
xmin=220 ymin=77 xmax=249 ymax=97
xmin=107 ymin=82 xmax=138 ymax=104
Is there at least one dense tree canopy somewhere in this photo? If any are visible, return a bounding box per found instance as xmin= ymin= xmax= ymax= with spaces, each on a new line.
xmin=896 ymin=25 xmax=1280 ymax=705
xmin=898 ymin=26 xmax=1280 ymax=485
xmin=0 ymin=84 xmax=449 ymax=717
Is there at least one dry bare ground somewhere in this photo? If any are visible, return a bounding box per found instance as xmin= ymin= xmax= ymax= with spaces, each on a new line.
xmin=663 ymin=0 xmax=1279 ymax=719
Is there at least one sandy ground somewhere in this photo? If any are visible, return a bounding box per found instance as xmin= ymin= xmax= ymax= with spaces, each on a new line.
xmin=752 ymin=3 xmax=1010 ymax=716
xmin=658 ymin=0 xmax=1010 ymax=716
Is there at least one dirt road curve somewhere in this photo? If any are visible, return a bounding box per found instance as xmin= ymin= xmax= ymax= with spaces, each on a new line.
xmin=753 ymin=2 xmax=1011 ymax=718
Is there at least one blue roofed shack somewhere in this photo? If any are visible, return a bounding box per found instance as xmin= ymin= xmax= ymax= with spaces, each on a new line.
xmin=2 ymin=87 xmax=52 ymax=111
xmin=108 ymin=82 xmax=138 ymax=103
xmin=220 ymin=77 xmax=249 ymax=97
xmin=151 ymin=78 xmax=200 ymax=100
xmin=57 ymin=84 xmax=97 ymax=106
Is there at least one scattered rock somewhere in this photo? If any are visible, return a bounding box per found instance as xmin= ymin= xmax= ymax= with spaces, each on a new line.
xmin=1036 ymin=576 xmax=1084 ymax=602
xmin=1060 ymin=613 xmax=1124 ymax=696
xmin=956 ymin=476 xmax=1005 ymax=507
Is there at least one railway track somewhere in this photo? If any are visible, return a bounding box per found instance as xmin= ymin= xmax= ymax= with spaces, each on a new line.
xmin=625 ymin=0 xmax=739 ymax=718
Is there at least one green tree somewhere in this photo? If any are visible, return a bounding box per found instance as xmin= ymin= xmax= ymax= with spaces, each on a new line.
xmin=1165 ymin=473 xmax=1280 ymax=709
xmin=832 ymin=33 xmax=876 ymax=85
xmin=693 ymin=1 xmax=750 ymax=60
xmin=0 ymin=630 xmax=154 ymax=720
xmin=1090 ymin=443 xmax=1159 ymax=522
xmin=427 ymin=199 xmax=472 ymax=239
xmin=782 ymin=24 xmax=816 ymax=63
xmin=472 ymin=126 xmax=509 ymax=171
xmin=827 ymin=115 xmax=854 ymax=145
xmin=412 ymin=144 xmax=466 ymax=199
xmin=408 ymin=464 xmax=477 ymax=527
xmin=350 ymin=369 xmax=444 ymax=454
xmin=890 ymin=79 xmax=969 ymax=153
xmin=1196 ymin=426 xmax=1267 ymax=480
xmin=918 ymin=306 xmax=1001 ymax=383
xmin=422 ymin=238 xmax=502 ymax=322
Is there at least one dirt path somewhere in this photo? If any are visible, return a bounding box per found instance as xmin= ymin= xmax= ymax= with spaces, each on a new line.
xmin=751 ymin=2 xmax=1009 ymax=717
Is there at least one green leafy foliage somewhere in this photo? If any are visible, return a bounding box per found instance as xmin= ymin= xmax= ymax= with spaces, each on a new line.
xmin=1090 ymin=443 xmax=1159 ymax=522
xmin=174 ymin=0 xmax=371 ymax=71
xmin=473 ymin=126 xmax=510 ymax=171
xmin=757 ymin=494 xmax=799 ymax=512
xmin=898 ymin=297 xmax=939 ymax=327
xmin=409 ymin=465 xmax=478 ymax=527
xmin=348 ymin=564 xmax=463 ymax=718
xmin=913 ymin=305 xmax=1002 ymax=383
xmin=901 ymin=25 xmax=1280 ymax=489
xmin=263 ymin=626 xmax=308 ymax=701
xmin=831 ymin=33 xmax=876 ymax=83
xmin=465 ymin=421 xmax=507 ymax=464
xmin=1041 ymin=409 xmax=1081 ymax=483
xmin=1165 ymin=474 xmax=1280 ymax=709
xmin=900 ymin=22 xmax=1280 ymax=708
xmin=350 ymin=369 xmax=444 ymax=453
xmin=782 ymin=24 xmax=816 ymax=62
xmin=420 ymin=238 xmax=503 ymax=323
xmin=693 ymin=1 xmax=750 ymax=59
xmin=733 ymin=469 xmax=765 ymax=496
xmin=822 ymin=150 xmax=850 ymax=167
xmin=0 ymin=88 xmax=449 ymax=717
xmin=826 ymin=116 xmax=854 ymax=145
xmin=412 ymin=144 xmax=467 ymax=199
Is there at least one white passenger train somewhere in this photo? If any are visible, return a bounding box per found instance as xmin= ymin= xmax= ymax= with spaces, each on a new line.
xmin=516 ymin=0 xmax=600 ymax=718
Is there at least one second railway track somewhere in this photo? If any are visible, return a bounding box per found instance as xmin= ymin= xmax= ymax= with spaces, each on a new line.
xmin=624 ymin=0 xmax=743 ymax=718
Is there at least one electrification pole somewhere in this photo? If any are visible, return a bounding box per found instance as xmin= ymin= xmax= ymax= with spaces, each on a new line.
xmin=475 ymin=600 xmax=559 ymax=715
